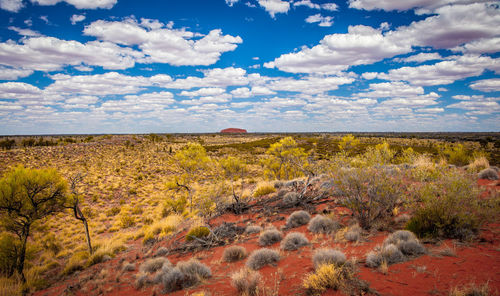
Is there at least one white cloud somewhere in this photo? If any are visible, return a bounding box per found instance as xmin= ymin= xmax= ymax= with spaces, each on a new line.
xmin=447 ymin=100 xmax=500 ymax=115
xmin=396 ymin=52 xmax=443 ymax=63
xmin=70 ymin=14 xmax=86 ymax=25
xmin=180 ymin=87 xmax=226 ymax=97
xmin=0 ymin=0 xmax=23 ymax=12
xmin=265 ymin=25 xmax=411 ymax=74
xmin=355 ymin=82 xmax=425 ymax=98
xmin=294 ymin=0 xmax=319 ymax=9
xmin=416 ymin=107 xmax=444 ymax=113
xmin=470 ymin=78 xmax=500 ymax=92
xmin=0 ymin=82 xmax=42 ymax=100
xmin=361 ymin=72 xmax=378 ymax=80
xmin=225 ymin=0 xmax=239 ymax=6
xmin=84 ymin=19 xmax=242 ymax=66
xmin=267 ymin=75 xmax=355 ymax=94
xmin=0 ymin=66 xmax=33 ymax=80
xmin=257 ymin=0 xmax=290 ymax=18
xmin=44 ymin=72 xmax=151 ymax=96
xmin=438 ymin=87 xmax=448 ymax=91
xmin=165 ymin=67 xmax=255 ymax=89
xmin=8 ymin=26 xmax=40 ymax=36
xmin=231 ymin=86 xmax=276 ymax=98
xmin=31 ymin=0 xmax=117 ymax=9
xmin=305 ymin=14 xmax=333 ymax=27
xmin=321 ymin=3 xmax=338 ymax=11
xmin=348 ymin=0 xmax=491 ymax=13
xmin=0 ymin=36 xmax=142 ymax=71
xmin=453 ymin=37 xmax=500 ymax=54
xmin=376 ymin=55 xmax=499 ymax=86
xmin=389 ymin=3 xmax=500 ymax=49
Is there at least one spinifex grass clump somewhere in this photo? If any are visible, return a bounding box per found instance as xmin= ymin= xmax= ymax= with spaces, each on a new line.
xmin=313 ymin=249 xmax=346 ymax=269
xmin=308 ymin=215 xmax=339 ymax=234
xmin=280 ymin=232 xmax=309 ymax=251
xmin=231 ymin=268 xmax=261 ymax=296
xmin=223 ymin=246 xmax=247 ymax=262
xmin=258 ymin=229 xmax=283 ymax=246
xmin=246 ymin=249 xmax=280 ymax=270
xmin=285 ymin=210 xmax=311 ymax=228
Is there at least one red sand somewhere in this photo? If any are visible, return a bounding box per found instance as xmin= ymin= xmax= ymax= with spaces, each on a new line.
xmin=34 ymin=179 xmax=499 ymax=296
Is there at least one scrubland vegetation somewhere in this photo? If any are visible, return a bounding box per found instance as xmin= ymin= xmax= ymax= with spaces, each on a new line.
xmin=0 ymin=133 xmax=498 ymax=295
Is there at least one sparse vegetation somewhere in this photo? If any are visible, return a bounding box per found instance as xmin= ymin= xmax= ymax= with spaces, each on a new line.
xmin=307 ymin=215 xmax=339 ymax=234
xmin=246 ymin=248 xmax=280 ymax=270
xmin=280 ymin=232 xmax=309 ymax=251
xmin=312 ymin=249 xmax=346 ymax=269
xmin=223 ymin=246 xmax=247 ymax=262
xmin=258 ymin=229 xmax=283 ymax=246
xmin=231 ymin=267 xmax=261 ymax=296
xmin=286 ymin=210 xmax=311 ymax=228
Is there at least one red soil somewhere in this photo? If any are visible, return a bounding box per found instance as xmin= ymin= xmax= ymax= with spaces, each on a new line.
xmin=34 ymin=180 xmax=500 ymax=296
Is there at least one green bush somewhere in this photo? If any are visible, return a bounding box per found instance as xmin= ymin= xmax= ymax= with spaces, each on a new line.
xmin=406 ymin=172 xmax=482 ymax=240
xmin=440 ymin=144 xmax=471 ymax=166
xmin=0 ymin=233 xmax=20 ymax=276
xmin=185 ymin=226 xmax=210 ymax=241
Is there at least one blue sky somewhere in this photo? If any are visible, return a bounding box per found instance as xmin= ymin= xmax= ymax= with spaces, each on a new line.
xmin=0 ymin=0 xmax=498 ymax=134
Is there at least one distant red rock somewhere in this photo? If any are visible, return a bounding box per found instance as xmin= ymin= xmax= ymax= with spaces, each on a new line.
xmin=220 ymin=128 xmax=247 ymax=133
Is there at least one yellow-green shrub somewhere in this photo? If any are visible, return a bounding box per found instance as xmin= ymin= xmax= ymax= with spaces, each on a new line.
xmin=185 ymin=226 xmax=210 ymax=241
xmin=303 ymin=263 xmax=354 ymax=295
xmin=253 ymin=182 xmax=276 ymax=197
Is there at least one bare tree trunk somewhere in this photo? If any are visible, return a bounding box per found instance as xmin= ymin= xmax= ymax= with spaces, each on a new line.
xmin=17 ymin=226 xmax=29 ymax=283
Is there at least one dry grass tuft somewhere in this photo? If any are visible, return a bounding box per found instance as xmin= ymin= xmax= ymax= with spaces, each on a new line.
xmin=231 ymin=267 xmax=261 ymax=296
xmin=223 ymin=246 xmax=248 ymax=262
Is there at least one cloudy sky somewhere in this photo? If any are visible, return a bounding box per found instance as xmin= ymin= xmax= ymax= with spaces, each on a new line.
xmin=0 ymin=0 xmax=499 ymax=134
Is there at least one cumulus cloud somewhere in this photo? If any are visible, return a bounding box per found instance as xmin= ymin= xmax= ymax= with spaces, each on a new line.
xmin=355 ymin=82 xmax=425 ymax=98
xmin=8 ymin=26 xmax=40 ymax=36
xmin=0 ymin=0 xmax=23 ymax=12
xmin=70 ymin=14 xmax=86 ymax=25
xmin=230 ymin=86 xmax=276 ymax=98
xmin=395 ymin=52 xmax=443 ymax=63
xmin=164 ymin=67 xmax=255 ymax=89
xmin=389 ymin=3 xmax=500 ymax=49
xmin=376 ymin=55 xmax=499 ymax=86
xmin=31 ymin=0 xmax=117 ymax=9
xmin=0 ymin=66 xmax=33 ymax=80
xmin=44 ymin=72 xmax=152 ymax=96
xmin=453 ymin=37 xmax=500 ymax=54
xmin=257 ymin=0 xmax=290 ymax=18
xmin=180 ymin=87 xmax=226 ymax=97
xmin=348 ymin=0 xmax=492 ymax=13
xmin=84 ymin=19 xmax=242 ymax=66
xmin=305 ymin=14 xmax=333 ymax=27
xmin=0 ymin=82 xmax=43 ymax=100
xmin=447 ymin=100 xmax=500 ymax=115
xmin=225 ymin=0 xmax=239 ymax=6
xmin=266 ymin=75 xmax=355 ymax=94
xmin=265 ymin=25 xmax=411 ymax=74
xmin=470 ymin=78 xmax=500 ymax=92
xmin=0 ymin=37 xmax=142 ymax=71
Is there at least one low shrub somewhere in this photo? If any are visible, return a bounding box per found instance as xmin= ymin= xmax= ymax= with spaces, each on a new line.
xmin=177 ymin=259 xmax=212 ymax=287
xmin=449 ymin=282 xmax=490 ymax=296
xmin=223 ymin=246 xmax=247 ymax=262
xmin=122 ymin=262 xmax=136 ymax=272
xmin=308 ymin=215 xmax=339 ymax=234
xmin=258 ymin=229 xmax=283 ymax=246
xmin=478 ymin=168 xmax=498 ymax=180
xmin=313 ymin=249 xmax=346 ymax=269
xmin=139 ymin=257 xmax=171 ymax=274
xmin=335 ymin=168 xmax=404 ymax=230
xmin=283 ymin=192 xmax=300 ymax=205
xmin=365 ymin=252 xmax=382 ymax=268
xmin=302 ymin=263 xmax=360 ymax=295
xmin=468 ymin=156 xmax=490 ymax=173
xmin=253 ymin=183 xmax=276 ymax=197
xmin=406 ymin=172 xmax=483 ymax=241
xmin=135 ymin=272 xmax=150 ymax=289
xmin=245 ymin=225 xmax=262 ymax=234
xmin=381 ymin=244 xmax=405 ymax=265
xmin=231 ymin=268 xmax=261 ymax=296
xmin=155 ymin=247 xmax=169 ymax=257
xmin=0 ymin=233 xmax=20 ymax=276
xmin=383 ymin=230 xmax=426 ymax=256
xmin=186 ymin=226 xmax=210 ymax=241
xmin=161 ymin=267 xmax=184 ymax=292
xmin=246 ymin=248 xmax=280 ymax=270
xmin=280 ymin=232 xmax=309 ymax=251
xmin=286 ymin=210 xmax=311 ymax=228
xmin=344 ymin=225 xmax=362 ymax=242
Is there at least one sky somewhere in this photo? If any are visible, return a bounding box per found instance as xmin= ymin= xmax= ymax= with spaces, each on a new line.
xmin=0 ymin=0 xmax=499 ymax=134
